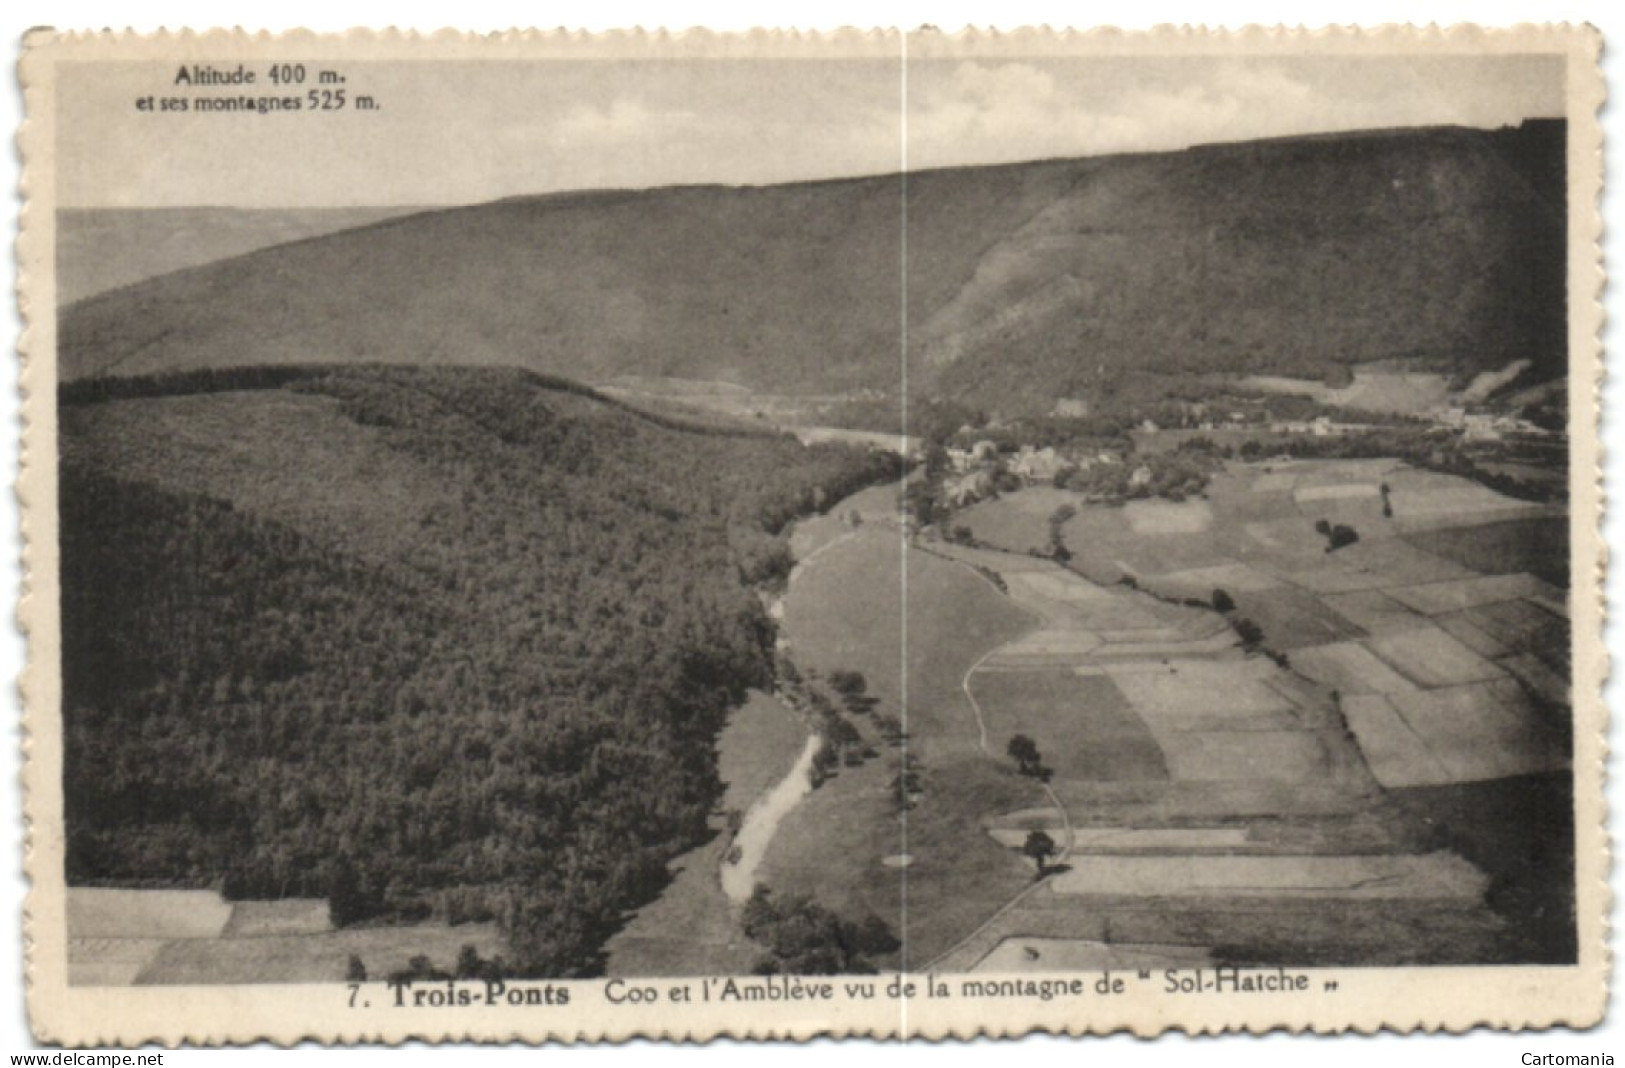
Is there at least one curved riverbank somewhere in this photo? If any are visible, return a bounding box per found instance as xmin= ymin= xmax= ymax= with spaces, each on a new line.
xmin=721 ymin=734 xmax=821 ymax=903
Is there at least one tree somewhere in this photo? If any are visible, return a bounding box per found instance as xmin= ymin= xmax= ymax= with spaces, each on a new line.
xmin=1007 ymin=734 xmax=1042 ymax=777
xmin=1023 ymin=830 xmax=1058 ymax=877
xmin=1314 ymin=518 xmax=1332 ymax=537
xmin=810 ymin=738 xmax=841 ymax=786
xmin=325 ymin=857 xmax=381 ymax=928
xmin=890 ymin=757 xmax=923 ymax=814
xmin=828 ymin=670 xmax=867 ymax=698
xmin=346 ymin=955 xmax=368 ymax=982
xmin=1232 ymin=617 xmax=1265 ymax=649
xmin=848 ymin=915 xmax=901 ymax=956
xmin=1327 ymin=524 xmax=1360 ymax=551
xmin=456 ymin=943 xmax=503 ymax=980
xmin=1211 ymin=588 xmax=1236 ymax=613
xmin=740 ymin=886 xmax=890 ymax=975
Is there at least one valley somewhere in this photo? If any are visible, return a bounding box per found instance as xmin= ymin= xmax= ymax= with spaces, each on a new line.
xmin=53 ymin=118 xmax=1575 ymax=984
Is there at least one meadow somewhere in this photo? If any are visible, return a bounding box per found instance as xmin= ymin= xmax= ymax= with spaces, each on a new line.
xmin=922 ymin=454 xmax=1573 ymax=968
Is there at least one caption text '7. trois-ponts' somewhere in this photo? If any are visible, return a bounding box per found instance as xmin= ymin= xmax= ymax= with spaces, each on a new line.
xmin=362 ymin=968 xmax=1323 ymax=1012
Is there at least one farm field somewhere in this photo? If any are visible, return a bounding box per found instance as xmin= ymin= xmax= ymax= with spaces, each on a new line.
xmin=759 ymin=525 xmax=1046 ymax=965
xmin=1403 ymin=516 xmax=1570 ymax=588
xmin=67 ymin=888 xmax=501 ymax=985
xmin=62 ymin=441 xmax=1574 ymax=983
xmin=968 ymin=669 xmax=1166 ymax=780
xmin=956 ymin=485 xmax=1075 ymax=555
xmin=918 ymin=455 xmax=1572 ymax=968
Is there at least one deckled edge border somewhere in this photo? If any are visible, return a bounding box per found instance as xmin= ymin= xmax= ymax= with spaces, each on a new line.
xmin=13 ymin=21 xmax=1610 ymax=1045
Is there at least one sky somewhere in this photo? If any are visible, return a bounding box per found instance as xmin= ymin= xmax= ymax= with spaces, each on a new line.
xmin=55 ymin=49 xmax=1566 ymax=208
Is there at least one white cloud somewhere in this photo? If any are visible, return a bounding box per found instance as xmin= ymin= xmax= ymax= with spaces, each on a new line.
xmin=911 ymin=60 xmax=1331 ymax=168
xmin=552 ymin=98 xmax=699 ymax=146
xmin=906 ymin=57 xmax=1551 ymax=172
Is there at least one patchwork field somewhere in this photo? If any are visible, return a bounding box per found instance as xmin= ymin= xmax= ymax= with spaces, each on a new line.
xmin=921 ymin=455 xmax=1571 ymax=968
xmin=596 ymin=456 xmax=1571 ymax=980
xmin=973 ymin=937 xmax=1213 ymax=973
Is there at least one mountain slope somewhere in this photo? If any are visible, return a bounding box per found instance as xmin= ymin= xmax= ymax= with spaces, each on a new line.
xmin=59 ymin=121 xmax=1565 ymax=410
xmin=59 ymin=364 xmax=898 ymax=976
xmin=56 ymin=207 xmax=424 ymax=305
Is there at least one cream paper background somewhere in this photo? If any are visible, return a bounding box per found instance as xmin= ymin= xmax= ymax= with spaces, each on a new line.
xmin=5 ymin=0 xmax=1622 ymax=1058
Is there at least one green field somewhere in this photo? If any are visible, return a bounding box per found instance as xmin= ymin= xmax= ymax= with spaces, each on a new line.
xmin=1228 ymin=586 xmax=1368 ymax=651
xmin=66 ymin=886 xmax=504 ymax=986
xmin=761 ymin=530 xmax=1047 ymax=965
xmin=958 ymin=486 xmax=1077 ymax=555
xmin=918 ymin=455 xmax=1573 ymax=967
xmin=1385 ymin=773 xmax=1576 ymax=963
xmin=968 ymin=670 xmax=1166 ymax=781
xmin=1403 ymin=516 xmax=1570 ymax=587
xmin=136 ymin=922 xmax=507 ymax=986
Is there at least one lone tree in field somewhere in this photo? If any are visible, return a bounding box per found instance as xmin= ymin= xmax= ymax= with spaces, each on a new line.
xmin=1211 ymin=588 xmax=1236 ymax=613
xmin=1047 ymin=504 xmax=1077 ymax=562
xmin=828 ymin=670 xmax=867 ymax=697
xmin=1314 ymin=518 xmax=1332 ymax=537
xmin=1232 ymin=616 xmax=1265 ymax=650
xmin=1023 ymin=830 xmax=1058 ymax=878
xmin=1326 ymin=524 xmax=1360 ymax=552
xmin=1007 ymin=733 xmax=1043 ymax=778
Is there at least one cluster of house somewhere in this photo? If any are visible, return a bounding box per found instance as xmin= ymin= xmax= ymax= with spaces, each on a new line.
xmin=1269 ymin=414 xmax=1347 ymax=437
xmin=1264 ymin=409 xmax=1548 ymax=443
xmin=1429 ymin=407 xmax=1547 ymax=442
xmin=940 ymin=440 xmax=1149 ymax=507
xmin=1139 ymin=412 xmax=1251 ymax=434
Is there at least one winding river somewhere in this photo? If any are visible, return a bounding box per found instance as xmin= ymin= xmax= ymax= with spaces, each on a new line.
xmin=720 ymin=733 xmax=820 ymax=903
xmin=721 ymin=478 xmax=906 ymax=903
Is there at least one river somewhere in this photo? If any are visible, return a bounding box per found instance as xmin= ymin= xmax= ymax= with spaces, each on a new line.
xmin=720 ymin=733 xmax=821 ymax=903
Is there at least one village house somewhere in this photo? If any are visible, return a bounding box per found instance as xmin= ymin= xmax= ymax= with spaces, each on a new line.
xmin=945 ymin=469 xmax=994 ymax=507
xmin=1009 ymin=445 xmax=1070 ymax=483
xmin=1463 ymin=414 xmax=1502 ymax=442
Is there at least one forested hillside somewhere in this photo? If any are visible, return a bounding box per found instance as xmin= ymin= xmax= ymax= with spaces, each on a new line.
xmin=60 ymin=121 xmax=1565 ymax=413
xmin=59 ymin=366 xmax=897 ymax=976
